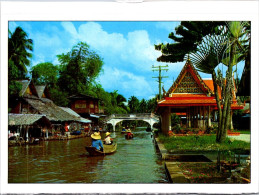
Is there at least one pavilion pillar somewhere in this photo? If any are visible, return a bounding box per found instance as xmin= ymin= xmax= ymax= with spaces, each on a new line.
xmin=198 ymin=106 xmax=202 ymax=128
xmin=161 ymin=107 xmax=171 ymax=135
xmin=203 ymin=106 xmax=206 ymax=129
xmin=187 ymin=107 xmax=191 ymax=128
xmin=230 ymin=111 xmax=234 ymax=130
xmin=197 ymin=107 xmax=199 ymax=128
xmin=25 ymin=126 xmax=29 ymax=142
xmin=208 ymin=106 xmax=211 ymax=127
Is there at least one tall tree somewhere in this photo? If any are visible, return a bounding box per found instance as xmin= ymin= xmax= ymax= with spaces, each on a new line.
xmin=189 ymin=22 xmax=250 ymax=142
xmin=8 ymin=26 xmax=33 ymax=79
xmin=146 ymin=97 xmax=157 ymax=113
xmin=138 ymin=99 xmax=147 ymax=113
xmin=155 ymin=21 xmax=225 ymax=63
xmin=31 ymin=62 xmax=58 ymax=86
xmin=128 ymin=96 xmax=139 ymax=113
xmin=8 ymin=26 xmax=33 ymax=101
xmin=57 ymin=42 xmax=103 ymax=96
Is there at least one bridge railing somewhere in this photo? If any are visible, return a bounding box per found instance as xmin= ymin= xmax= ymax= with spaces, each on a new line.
xmin=104 ymin=113 xmax=160 ymax=121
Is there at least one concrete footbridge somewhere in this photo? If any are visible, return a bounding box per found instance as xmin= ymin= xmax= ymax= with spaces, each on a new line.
xmin=105 ymin=113 xmax=160 ymax=131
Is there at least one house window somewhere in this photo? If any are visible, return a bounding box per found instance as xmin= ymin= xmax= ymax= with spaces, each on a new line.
xmin=90 ymin=101 xmax=94 ymax=108
xmin=75 ymin=100 xmax=86 ymax=108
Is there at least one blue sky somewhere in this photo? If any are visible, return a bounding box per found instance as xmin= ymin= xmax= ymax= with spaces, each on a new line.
xmin=9 ymin=21 xmax=245 ymax=101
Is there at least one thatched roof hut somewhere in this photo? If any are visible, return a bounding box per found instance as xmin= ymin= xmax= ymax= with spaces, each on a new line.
xmin=8 ymin=113 xmax=51 ymax=127
xmin=24 ymin=98 xmax=90 ymax=123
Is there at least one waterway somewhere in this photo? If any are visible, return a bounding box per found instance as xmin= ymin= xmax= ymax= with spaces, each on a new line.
xmin=8 ymin=127 xmax=168 ymax=183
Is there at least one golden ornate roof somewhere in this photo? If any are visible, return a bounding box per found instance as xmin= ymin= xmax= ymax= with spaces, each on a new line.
xmin=166 ymin=60 xmax=213 ymax=97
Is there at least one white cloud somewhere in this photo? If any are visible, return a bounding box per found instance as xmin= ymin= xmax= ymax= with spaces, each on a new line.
xmin=98 ymin=66 xmax=154 ymax=100
xmin=61 ymin=22 xmax=161 ymax=72
xmin=61 ymin=22 xmax=78 ymax=38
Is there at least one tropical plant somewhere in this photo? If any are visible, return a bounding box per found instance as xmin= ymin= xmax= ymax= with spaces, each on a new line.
xmin=189 ymin=21 xmax=250 ymax=142
xmin=155 ymin=21 xmax=225 ymax=63
xmin=31 ymin=62 xmax=59 ymax=86
xmin=128 ymin=96 xmax=139 ymax=113
xmin=57 ymin=42 xmax=104 ymax=96
xmin=8 ymin=26 xmax=33 ymax=79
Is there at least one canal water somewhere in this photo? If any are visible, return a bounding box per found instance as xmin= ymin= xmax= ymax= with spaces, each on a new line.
xmin=8 ymin=127 xmax=168 ymax=183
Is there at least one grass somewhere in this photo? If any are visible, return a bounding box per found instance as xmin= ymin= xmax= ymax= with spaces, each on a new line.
xmin=158 ymin=134 xmax=250 ymax=153
xmin=237 ymin=130 xmax=251 ymax=134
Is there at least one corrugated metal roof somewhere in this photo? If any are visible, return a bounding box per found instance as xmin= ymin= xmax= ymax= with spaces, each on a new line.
xmin=60 ymin=107 xmax=92 ymax=123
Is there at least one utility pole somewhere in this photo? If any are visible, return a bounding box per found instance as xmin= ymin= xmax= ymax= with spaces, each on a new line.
xmin=152 ymin=65 xmax=169 ymax=100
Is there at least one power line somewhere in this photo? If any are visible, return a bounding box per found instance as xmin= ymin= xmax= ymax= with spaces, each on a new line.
xmin=152 ymin=64 xmax=169 ymax=100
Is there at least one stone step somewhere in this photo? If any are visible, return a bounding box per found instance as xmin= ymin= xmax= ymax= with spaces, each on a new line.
xmin=165 ymin=162 xmax=190 ymax=183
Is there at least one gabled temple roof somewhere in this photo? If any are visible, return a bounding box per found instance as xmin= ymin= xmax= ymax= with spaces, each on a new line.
xmin=17 ymin=80 xmax=39 ymax=98
xmin=35 ymin=85 xmax=51 ymax=99
xmin=166 ymin=59 xmax=213 ymax=97
xmin=157 ymin=59 xmax=243 ymax=110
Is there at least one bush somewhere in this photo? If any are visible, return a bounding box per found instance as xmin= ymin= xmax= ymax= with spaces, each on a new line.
xmin=158 ymin=134 xmax=250 ymax=153
xmin=171 ymin=113 xmax=180 ymax=126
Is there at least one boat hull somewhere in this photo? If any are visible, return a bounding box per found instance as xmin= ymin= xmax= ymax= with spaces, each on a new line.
xmin=85 ymin=143 xmax=117 ymax=156
xmin=125 ymin=134 xmax=134 ymax=139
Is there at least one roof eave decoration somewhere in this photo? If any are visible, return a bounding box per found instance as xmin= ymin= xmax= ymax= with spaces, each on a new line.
xmin=166 ymin=59 xmax=213 ymax=97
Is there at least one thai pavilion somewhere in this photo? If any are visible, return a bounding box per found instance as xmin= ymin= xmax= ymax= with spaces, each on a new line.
xmin=156 ymin=59 xmax=243 ymax=134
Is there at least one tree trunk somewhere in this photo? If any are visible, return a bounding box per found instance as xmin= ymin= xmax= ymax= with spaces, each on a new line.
xmin=217 ymin=39 xmax=236 ymax=142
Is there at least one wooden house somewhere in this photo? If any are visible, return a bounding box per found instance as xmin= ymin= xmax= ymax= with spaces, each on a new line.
xmin=68 ymin=94 xmax=104 ymax=125
xmin=9 ymin=80 xmax=91 ymax=139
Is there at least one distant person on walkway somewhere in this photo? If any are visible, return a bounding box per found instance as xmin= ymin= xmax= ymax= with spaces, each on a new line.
xmin=104 ymin=132 xmax=113 ymax=145
xmin=91 ymin=132 xmax=103 ymax=151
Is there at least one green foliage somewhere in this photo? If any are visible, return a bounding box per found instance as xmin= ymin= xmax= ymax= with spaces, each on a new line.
xmin=8 ymin=80 xmax=22 ymax=98
xmin=155 ymin=21 xmax=225 ymax=63
xmin=8 ymin=26 xmax=33 ymax=110
xmin=158 ymin=134 xmax=250 ymax=153
xmin=8 ymin=26 xmax=33 ymax=79
xmin=49 ymin=87 xmax=69 ymax=106
xmin=57 ymin=42 xmax=104 ymax=96
xmin=171 ymin=113 xmax=180 ymax=127
xmin=128 ymin=96 xmax=139 ymax=113
xmin=31 ymin=62 xmax=58 ymax=86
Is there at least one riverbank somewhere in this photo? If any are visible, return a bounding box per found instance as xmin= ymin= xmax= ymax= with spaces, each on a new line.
xmin=8 ymin=132 xmax=90 ymax=146
xmin=154 ymin=136 xmax=251 ymax=183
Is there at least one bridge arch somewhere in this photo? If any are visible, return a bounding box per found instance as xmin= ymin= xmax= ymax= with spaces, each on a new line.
xmin=105 ymin=113 xmax=160 ymax=131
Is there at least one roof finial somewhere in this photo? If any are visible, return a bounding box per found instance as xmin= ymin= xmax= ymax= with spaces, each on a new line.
xmin=187 ymin=54 xmax=190 ymax=63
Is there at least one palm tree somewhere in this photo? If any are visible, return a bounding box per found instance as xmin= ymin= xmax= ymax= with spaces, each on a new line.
xmin=8 ymin=26 xmax=33 ymax=79
xmin=128 ymin=96 xmax=139 ymax=113
xmin=190 ymin=21 xmax=250 ymax=142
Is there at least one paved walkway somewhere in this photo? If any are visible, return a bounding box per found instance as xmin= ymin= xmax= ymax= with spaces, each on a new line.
xmin=228 ymin=134 xmax=250 ymax=142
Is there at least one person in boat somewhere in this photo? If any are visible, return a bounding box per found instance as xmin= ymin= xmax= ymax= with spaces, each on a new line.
xmin=91 ymin=132 xmax=104 ymax=152
xmin=126 ymin=129 xmax=133 ymax=138
xmin=121 ymin=127 xmax=126 ymax=132
xmin=104 ymin=132 xmax=113 ymax=145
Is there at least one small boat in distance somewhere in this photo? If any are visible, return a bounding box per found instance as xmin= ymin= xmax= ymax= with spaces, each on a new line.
xmin=125 ymin=134 xmax=133 ymax=139
xmin=85 ymin=142 xmax=117 ymax=156
xmin=146 ymin=127 xmax=152 ymax=132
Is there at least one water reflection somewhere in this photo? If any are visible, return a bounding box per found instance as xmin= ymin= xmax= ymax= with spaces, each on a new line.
xmin=9 ymin=127 xmax=168 ymax=183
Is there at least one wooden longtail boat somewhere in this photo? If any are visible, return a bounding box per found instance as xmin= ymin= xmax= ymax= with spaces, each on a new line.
xmin=85 ymin=142 xmax=117 ymax=156
xmin=125 ymin=134 xmax=134 ymax=139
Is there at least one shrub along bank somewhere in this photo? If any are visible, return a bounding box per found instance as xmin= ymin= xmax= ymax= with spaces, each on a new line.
xmin=158 ymin=134 xmax=250 ymax=154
